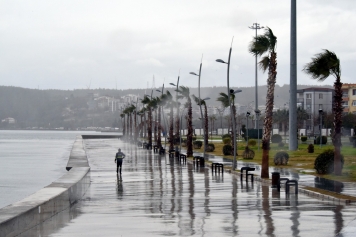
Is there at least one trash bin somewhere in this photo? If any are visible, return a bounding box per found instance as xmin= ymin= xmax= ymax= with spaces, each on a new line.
xmin=271 ymin=172 xmax=280 ymax=188
xmin=199 ymin=157 xmax=205 ymax=167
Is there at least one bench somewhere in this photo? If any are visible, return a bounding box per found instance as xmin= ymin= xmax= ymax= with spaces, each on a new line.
xmin=142 ymin=142 xmax=147 ymax=149
xmin=240 ymin=167 xmax=255 ymax=182
xmin=168 ymin=149 xmax=176 ymax=158
xmin=153 ymin=145 xmax=159 ymax=153
xmin=193 ymin=156 xmax=205 ymax=167
xmin=277 ymin=178 xmax=290 ymax=192
xmin=159 ymin=147 xmax=166 ymax=155
xmin=179 ymin=154 xmax=187 ymax=164
xmin=212 ymin=163 xmax=224 ymax=174
xmin=286 ymin=180 xmax=298 ymax=194
xmin=146 ymin=143 xmax=152 ymax=150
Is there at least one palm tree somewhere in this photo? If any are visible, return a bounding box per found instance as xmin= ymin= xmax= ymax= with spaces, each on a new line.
xmin=273 ymin=109 xmax=289 ymax=136
xmin=303 ymin=49 xmax=343 ymax=175
xmin=248 ymin=27 xmax=277 ymax=178
xmin=177 ymin=86 xmax=193 ymax=157
xmin=217 ymin=92 xmax=237 ymax=154
xmin=161 ymin=91 xmax=174 ymax=150
xmin=120 ymin=113 xmax=125 ymax=136
xmin=192 ymin=94 xmax=209 ymax=152
xmin=141 ymin=95 xmax=153 ymax=145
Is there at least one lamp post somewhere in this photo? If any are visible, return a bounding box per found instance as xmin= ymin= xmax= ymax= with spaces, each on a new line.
xmin=216 ymin=40 xmax=238 ymax=169
xmin=190 ymin=61 xmax=208 ymax=159
xmin=249 ymin=23 xmax=264 ymax=129
xmin=255 ymin=109 xmax=261 ymax=151
xmin=319 ymin=109 xmax=323 ymax=148
xmin=246 ymin=111 xmax=251 ymax=146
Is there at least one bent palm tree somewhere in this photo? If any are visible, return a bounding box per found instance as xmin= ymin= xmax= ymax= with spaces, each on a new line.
xmin=248 ymin=27 xmax=277 ymax=178
xmin=177 ymin=86 xmax=193 ymax=157
xmin=192 ymin=94 xmax=209 ymax=152
xmin=303 ymin=49 xmax=343 ymax=175
xmin=141 ymin=96 xmax=153 ymax=145
xmin=217 ymin=92 xmax=237 ymax=155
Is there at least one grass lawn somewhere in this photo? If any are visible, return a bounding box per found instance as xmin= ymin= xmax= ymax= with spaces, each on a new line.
xmin=192 ymin=136 xmax=356 ymax=182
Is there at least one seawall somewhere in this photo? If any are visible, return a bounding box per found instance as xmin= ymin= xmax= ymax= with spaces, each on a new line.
xmin=0 ymin=135 xmax=90 ymax=237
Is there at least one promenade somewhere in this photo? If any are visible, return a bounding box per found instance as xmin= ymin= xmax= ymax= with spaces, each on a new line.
xmin=22 ymin=138 xmax=356 ymax=236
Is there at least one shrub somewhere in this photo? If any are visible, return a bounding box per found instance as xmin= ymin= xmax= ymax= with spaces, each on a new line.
xmin=301 ymin=136 xmax=307 ymax=142
xmin=242 ymin=146 xmax=255 ymax=159
xmin=206 ymin=143 xmax=215 ymax=152
xmin=308 ymin=144 xmax=314 ymax=153
xmin=223 ymin=137 xmax=231 ymax=145
xmin=223 ymin=144 xmax=233 ymax=155
xmin=314 ymin=149 xmax=344 ymax=174
xmin=315 ymin=136 xmax=327 ymax=145
xmin=222 ymin=134 xmax=231 ymax=139
xmin=271 ymin=134 xmax=282 ymax=143
xmin=274 ymin=151 xmax=289 ymax=165
xmin=278 ymin=142 xmax=285 ymax=147
xmin=192 ymin=136 xmax=197 ymax=141
xmin=248 ymin=139 xmax=257 ymax=146
xmin=193 ymin=140 xmax=202 ymax=149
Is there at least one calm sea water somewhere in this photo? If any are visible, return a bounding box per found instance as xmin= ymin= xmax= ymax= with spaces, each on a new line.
xmin=0 ymin=130 xmax=119 ymax=209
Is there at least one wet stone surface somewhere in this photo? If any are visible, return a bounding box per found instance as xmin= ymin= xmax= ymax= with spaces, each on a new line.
xmin=25 ymin=139 xmax=356 ymax=236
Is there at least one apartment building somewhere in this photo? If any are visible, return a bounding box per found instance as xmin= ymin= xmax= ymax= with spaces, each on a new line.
xmin=296 ymin=87 xmax=333 ymax=131
xmin=342 ymin=83 xmax=356 ymax=113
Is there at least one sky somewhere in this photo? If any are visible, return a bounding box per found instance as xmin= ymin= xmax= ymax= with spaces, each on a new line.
xmin=0 ymin=0 xmax=355 ymax=90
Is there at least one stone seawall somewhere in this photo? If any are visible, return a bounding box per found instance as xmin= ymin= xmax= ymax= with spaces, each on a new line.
xmin=0 ymin=136 xmax=90 ymax=237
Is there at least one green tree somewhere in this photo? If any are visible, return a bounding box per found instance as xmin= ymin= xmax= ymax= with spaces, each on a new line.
xmin=248 ymin=27 xmax=277 ymax=178
xmin=303 ymin=49 xmax=343 ymax=175
xmin=192 ymin=94 xmax=209 ymax=152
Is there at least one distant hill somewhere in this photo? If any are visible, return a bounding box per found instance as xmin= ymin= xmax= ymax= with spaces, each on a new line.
xmin=0 ymin=84 xmax=333 ymax=129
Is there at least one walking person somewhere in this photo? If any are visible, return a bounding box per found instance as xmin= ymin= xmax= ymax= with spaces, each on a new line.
xmin=115 ymin=148 xmax=126 ymax=174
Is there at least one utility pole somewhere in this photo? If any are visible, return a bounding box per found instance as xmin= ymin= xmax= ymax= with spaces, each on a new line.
xmin=249 ymin=23 xmax=264 ymax=129
xmin=289 ymin=0 xmax=298 ymax=150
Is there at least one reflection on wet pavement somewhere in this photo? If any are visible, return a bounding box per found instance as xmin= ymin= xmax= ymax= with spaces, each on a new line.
xmin=25 ymin=139 xmax=356 ymax=236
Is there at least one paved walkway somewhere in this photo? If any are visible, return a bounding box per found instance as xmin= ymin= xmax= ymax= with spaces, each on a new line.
xmin=23 ymin=139 xmax=356 ymax=236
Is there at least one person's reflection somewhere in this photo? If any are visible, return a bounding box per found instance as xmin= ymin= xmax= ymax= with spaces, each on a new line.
xmin=116 ymin=173 xmax=123 ymax=199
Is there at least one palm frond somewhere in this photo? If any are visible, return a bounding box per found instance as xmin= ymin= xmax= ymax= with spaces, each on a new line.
xmin=248 ymin=35 xmax=270 ymax=56
xmin=259 ymin=56 xmax=270 ymax=73
xmin=303 ymin=49 xmax=340 ymax=81
xmin=265 ymin=27 xmax=277 ymax=52
xmin=216 ymin=92 xmax=229 ymax=108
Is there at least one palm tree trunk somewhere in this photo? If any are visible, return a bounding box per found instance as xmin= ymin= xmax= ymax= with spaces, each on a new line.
xmin=175 ymin=107 xmax=180 ymax=144
xmin=154 ymin=109 xmax=157 ymax=144
xmin=261 ymin=52 xmax=277 ymax=179
xmin=232 ymin=104 xmax=237 ymax=155
xmin=130 ymin=113 xmax=133 ymax=140
xmin=204 ymin=104 xmax=208 ymax=151
xmin=169 ymin=105 xmax=174 ymax=150
xmin=134 ymin=111 xmax=137 ymax=141
xmin=187 ymin=100 xmax=193 ymax=157
xmin=148 ymin=108 xmax=152 ymax=145
xmin=333 ymin=77 xmax=343 ymax=175
xmin=123 ymin=117 xmax=126 ymax=136
xmin=157 ymin=106 xmax=162 ymax=147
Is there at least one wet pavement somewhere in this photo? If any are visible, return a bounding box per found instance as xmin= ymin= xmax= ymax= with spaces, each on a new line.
xmin=24 ymin=139 xmax=356 ymax=236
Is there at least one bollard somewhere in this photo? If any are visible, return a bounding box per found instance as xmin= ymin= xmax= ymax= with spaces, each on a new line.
xmin=271 ymin=172 xmax=280 ymax=188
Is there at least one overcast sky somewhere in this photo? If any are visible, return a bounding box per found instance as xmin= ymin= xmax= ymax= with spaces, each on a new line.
xmin=0 ymin=0 xmax=355 ymax=90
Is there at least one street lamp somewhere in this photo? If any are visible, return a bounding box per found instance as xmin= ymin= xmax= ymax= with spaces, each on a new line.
xmin=319 ymin=109 xmax=323 ymax=148
xmin=246 ymin=111 xmax=251 ymax=146
xmin=249 ymin=22 xmax=264 ymax=129
xmin=255 ymin=109 xmax=261 ymax=151
xmin=190 ymin=61 xmax=208 ymax=159
xmin=216 ymin=39 xmax=238 ymax=169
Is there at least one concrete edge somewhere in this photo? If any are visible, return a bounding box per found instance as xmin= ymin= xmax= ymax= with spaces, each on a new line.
xmin=66 ymin=135 xmax=89 ymax=171
xmin=0 ymin=136 xmax=90 ymax=237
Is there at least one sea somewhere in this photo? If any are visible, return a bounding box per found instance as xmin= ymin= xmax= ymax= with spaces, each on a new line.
xmin=0 ymin=130 xmax=119 ymax=209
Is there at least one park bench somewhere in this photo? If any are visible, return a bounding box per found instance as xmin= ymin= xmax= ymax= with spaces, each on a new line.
xmin=159 ymin=147 xmax=165 ymax=155
xmin=168 ymin=149 xmax=176 ymax=158
xmin=212 ymin=163 xmax=224 ymax=174
xmin=179 ymin=153 xmax=187 ymax=164
xmin=153 ymin=145 xmax=159 ymax=153
xmin=240 ymin=167 xmax=255 ymax=182
xmin=193 ymin=156 xmax=205 ymax=168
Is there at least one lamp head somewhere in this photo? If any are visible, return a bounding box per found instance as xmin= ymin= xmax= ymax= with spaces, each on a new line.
xmin=246 ymin=111 xmax=251 ymax=116
xmin=169 ymin=83 xmax=176 ymax=86
xmin=216 ymin=59 xmax=227 ymax=64
xmin=189 ymin=72 xmax=199 ymax=76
